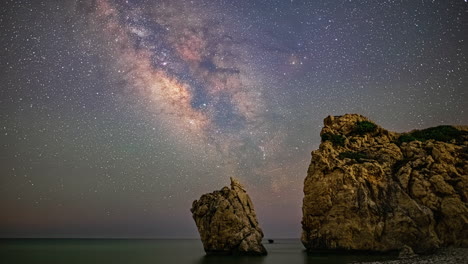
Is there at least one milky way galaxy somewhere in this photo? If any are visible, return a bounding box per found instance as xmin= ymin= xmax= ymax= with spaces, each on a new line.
xmin=90 ymin=0 xmax=281 ymax=175
xmin=1 ymin=0 xmax=467 ymax=238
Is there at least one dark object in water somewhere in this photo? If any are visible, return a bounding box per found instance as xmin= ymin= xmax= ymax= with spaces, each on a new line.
xmin=268 ymin=239 xmax=274 ymax=244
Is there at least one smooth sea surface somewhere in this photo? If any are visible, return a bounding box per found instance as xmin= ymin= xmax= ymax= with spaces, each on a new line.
xmin=0 ymin=239 xmax=396 ymax=264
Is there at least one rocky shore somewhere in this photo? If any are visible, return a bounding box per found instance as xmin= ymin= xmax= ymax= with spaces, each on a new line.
xmin=359 ymin=247 xmax=468 ymax=264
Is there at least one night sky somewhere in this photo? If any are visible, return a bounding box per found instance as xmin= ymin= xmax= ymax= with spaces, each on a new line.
xmin=1 ymin=0 xmax=467 ymax=238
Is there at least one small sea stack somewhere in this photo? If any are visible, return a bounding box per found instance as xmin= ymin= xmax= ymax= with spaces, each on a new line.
xmin=191 ymin=177 xmax=267 ymax=256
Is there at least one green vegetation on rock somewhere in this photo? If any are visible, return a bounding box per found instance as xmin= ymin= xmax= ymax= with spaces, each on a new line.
xmin=321 ymin=133 xmax=345 ymax=146
xmin=397 ymin=134 xmax=418 ymax=144
xmin=354 ymin=121 xmax=377 ymax=135
xmin=398 ymin=125 xmax=466 ymax=144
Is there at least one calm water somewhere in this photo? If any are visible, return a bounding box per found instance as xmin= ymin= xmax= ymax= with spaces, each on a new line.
xmin=0 ymin=239 xmax=395 ymax=264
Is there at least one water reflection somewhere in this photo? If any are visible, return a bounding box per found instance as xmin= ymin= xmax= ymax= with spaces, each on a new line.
xmin=196 ymin=255 xmax=265 ymax=264
xmin=0 ymin=239 xmax=397 ymax=264
xmin=302 ymin=250 xmax=396 ymax=264
xmin=194 ymin=250 xmax=393 ymax=264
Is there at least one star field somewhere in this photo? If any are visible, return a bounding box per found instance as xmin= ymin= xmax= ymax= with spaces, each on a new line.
xmin=0 ymin=0 xmax=467 ymax=238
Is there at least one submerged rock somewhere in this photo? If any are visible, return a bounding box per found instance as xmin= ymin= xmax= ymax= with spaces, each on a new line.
xmin=302 ymin=114 xmax=468 ymax=254
xmin=191 ymin=177 xmax=267 ymax=255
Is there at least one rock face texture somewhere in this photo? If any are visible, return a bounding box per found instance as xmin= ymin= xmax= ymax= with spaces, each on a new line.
xmin=191 ymin=177 xmax=267 ymax=255
xmin=302 ymin=114 xmax=468 ymax=254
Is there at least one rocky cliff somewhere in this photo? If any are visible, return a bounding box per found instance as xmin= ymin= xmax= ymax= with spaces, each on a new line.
xmin=302 ymin=114 xmax=468 ymax=254
xmin=191 ymin=177 xmax=267 ymax=255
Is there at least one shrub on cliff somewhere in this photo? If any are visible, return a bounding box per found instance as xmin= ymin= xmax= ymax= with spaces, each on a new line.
xmin=397 ymin=134 xmax=417 ymax=144
xmin=398 ymin=125 xmax=465 ymax=144
xmin=321 ymin=133 xmax=345 ymax=146
xmin=354 ymin=121 xmax=377 ymax=135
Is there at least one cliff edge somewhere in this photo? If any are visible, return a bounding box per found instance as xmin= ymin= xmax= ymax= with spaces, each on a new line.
xmin=302 ymin=114 xmax=468 ymax=254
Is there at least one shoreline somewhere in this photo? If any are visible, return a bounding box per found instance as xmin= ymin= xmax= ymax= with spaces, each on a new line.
xmin=359 ymin=248 xmax=468 ymax=264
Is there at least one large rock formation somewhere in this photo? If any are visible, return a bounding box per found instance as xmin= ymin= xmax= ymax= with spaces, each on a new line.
xmin=302 ymin=114 xmax=468 ymax=254
xmin=191 ymin=177 xmax=267 ymax=255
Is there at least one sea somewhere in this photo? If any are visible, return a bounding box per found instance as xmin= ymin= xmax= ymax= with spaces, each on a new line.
xmin=0 ymin=239 xmax=396 ymax=264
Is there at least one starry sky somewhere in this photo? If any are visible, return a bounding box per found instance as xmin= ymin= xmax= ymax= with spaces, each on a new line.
xmin=0 ymin=0 xmax=467 ymax=238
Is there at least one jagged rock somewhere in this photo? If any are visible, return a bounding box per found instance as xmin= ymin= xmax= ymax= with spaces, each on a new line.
xmin=191 ymin=177 xmax=267 ymax=255
xmin=399 ymin=245 xmax=417 ymax=259
xmin=302 ymin=114 xmax=468 ymax=254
